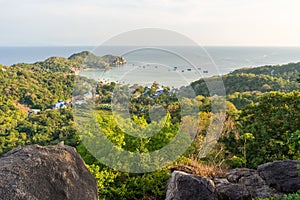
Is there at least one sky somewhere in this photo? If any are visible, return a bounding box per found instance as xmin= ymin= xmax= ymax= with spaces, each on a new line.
xmin=1 ymin=0 xmax=300 ymax=46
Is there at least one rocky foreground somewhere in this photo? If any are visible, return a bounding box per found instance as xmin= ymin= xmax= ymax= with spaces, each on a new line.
xmin=0 ymin=144 xmax=299 ymax=200
xmin=166 ymin=160 xmax=300 ymax=200
xmin=0 ymin=145 xmax=98 ymax=200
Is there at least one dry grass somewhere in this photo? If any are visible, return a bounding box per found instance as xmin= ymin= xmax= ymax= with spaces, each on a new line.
xmin=141 ymin=195 xmax=157 ymax=200
xmin=169 ymin=156 xmax=227 ymax=179
xmin=13 ymin=101 xmax=30 ymax=113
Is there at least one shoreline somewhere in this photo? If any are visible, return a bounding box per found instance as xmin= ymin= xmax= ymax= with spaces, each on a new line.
xmin=73 ymin=67 xmax=105 ymax=75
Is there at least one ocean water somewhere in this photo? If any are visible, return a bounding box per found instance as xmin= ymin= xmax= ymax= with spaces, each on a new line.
xmin=0 ymin=46 xmax=94 ymax=66
xmin=1 ymin=46 xmax=300 ymax=88
xmin=82 ymin=46 xmax=300 ymax=88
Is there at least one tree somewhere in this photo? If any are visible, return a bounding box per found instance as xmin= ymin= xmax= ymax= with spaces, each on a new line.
xmin=221 ymin=91 xmax=300 ymax=168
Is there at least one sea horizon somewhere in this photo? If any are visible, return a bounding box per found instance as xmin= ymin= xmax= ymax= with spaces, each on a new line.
xmin=2 ymin=46 xmax=300 ymax=80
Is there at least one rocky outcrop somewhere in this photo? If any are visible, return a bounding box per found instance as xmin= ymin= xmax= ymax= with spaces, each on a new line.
xmin=215 ymin=168 xmax=282 ymax=200
xmin=0 ymin=145 xmax=98 ymax=200
xmin=258 ymin=160 xmax=300 ymax=193
xmin=166 ymin=160 xmax=300 ymax=200
xmin=166 ymin=171 xmax=217 ymax=200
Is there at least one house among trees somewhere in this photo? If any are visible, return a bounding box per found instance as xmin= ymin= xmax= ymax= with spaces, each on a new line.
xmin=53 ymin=100 xmax=67 ymax=109
xmin=28 ymin=109 xmax=41 ymax=117
xmin=151 ymin=89 xmax=164 ymax=98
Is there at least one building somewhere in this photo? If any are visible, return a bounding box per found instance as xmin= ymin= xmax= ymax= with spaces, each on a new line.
xmin=53 ymin=100 xmax=67 ymax=109
xmin=28 ymin=109 xmax=41 ymax=117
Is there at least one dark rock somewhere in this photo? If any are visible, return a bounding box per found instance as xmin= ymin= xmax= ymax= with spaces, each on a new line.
xmin=165 ymin=171 xmax=217 ymax=200
xmin=258 ymin=160 xmax=300 ymax=193
xmin=226 ymin=168 xmax=256 ymax=183
xmin=215 ymin=181 xmax=250 ymax=200
xmin=166 ymin=160 xmax=299 ymax=200
xmin=215 ymin=168 xmax=281 ymax=200
xmin=0 ymin=145 xmax=98 ymax=200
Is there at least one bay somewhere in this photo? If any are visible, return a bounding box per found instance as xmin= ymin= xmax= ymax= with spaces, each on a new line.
xmin=1 ymin=46 xmax=300 ymax=88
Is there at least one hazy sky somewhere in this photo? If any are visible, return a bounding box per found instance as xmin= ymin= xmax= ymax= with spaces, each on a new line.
xmin=1 ymin=0 xmax=300 ymax=46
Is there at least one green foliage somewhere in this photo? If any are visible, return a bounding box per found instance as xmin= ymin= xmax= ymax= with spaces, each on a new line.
xmin=0 ymin=108 xmax=80 ymax=155
xmin=0 ymin=60 xmax=80 ymax=154
xmin=221 ymin=92 xmax=300 ymax=168
xmin=35 ymin=56 xmax=79 ymax=73
xmin=2 ymin=53 xmax=300 ymax=199
xmin=241 ymin=133 xmax=255 ymax=167
xmin=232 ymin=62 xmax=300 ymax=81
xmin=283 ymin=190 xmax=300 ymax=200
xmin=287 ymin=130 xmax=300 ymax=160
xmin=1 ymin=64 xmax=74 ymax=109
xmin=68 ymin=51 xmax=125 ymax=70
xmin=191 ymin=73 xmax=298 ymax=97
xmin=230 ymin=155 xmax=246 ymax=168
xmin=254 ymin=197 xmax=278 ymax=200
xmin=1 ymin=53 xmax=174 ymax=199
xmin=227 ymin=92 xmax=261 ymax=110
xmin=87 ymin=164 xmax=170 ymax=200
xmin=190 ymin=62 xmax=300 ymax=98
xmin=92 ymin=110 xmax=181 ymax=154
xmin=69 ymin=51 xmax=109 ymax=69
xmin=255 ymin=190 xmax=300 ymax=200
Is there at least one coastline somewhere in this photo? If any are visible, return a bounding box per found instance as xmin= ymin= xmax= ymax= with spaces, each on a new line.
xmin=73 ymin=67 xmax=105 ymax=75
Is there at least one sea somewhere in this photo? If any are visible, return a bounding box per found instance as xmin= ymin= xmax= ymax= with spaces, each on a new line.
xmin=1 ymin=46 xmax=300 ymax=88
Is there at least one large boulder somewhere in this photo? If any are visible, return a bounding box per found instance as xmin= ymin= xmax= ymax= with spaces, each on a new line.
xmin=214 ymin=168 xmax=281 ymax=200
xmin=0 ymin=144 xmax=98 ymax=200
xmin=258 ymin=160 xmax=300 ymax=193
xmin=165 ymin=171 xmax=217 ymax=200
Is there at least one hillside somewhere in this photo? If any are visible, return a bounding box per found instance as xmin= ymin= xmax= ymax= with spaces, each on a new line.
xmin=190 ymin=62 xmax=300 ymax=97
xmin=0 ymin=54 xmax=299 ymax=199
xmin=231 ymin=62 xmax=300 ymax=81
xmin=68 ymin=51 xmax=126 ymax=70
